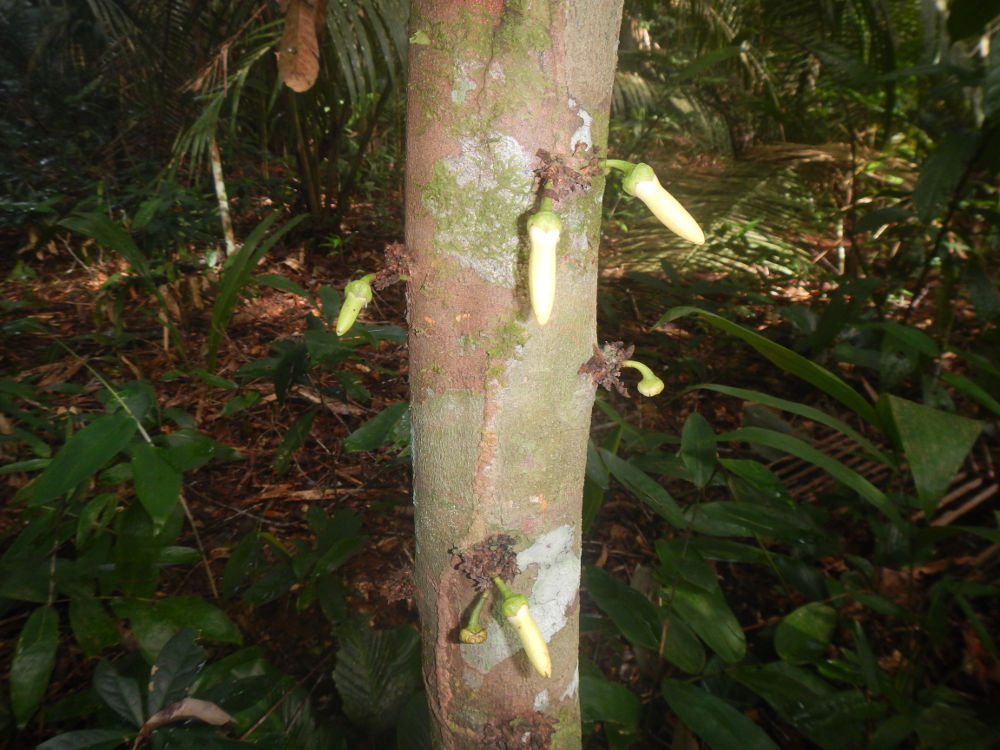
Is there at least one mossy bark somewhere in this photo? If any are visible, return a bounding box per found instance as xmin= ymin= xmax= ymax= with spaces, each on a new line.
xmin=405 ymin=1 xmax=623 ymax=747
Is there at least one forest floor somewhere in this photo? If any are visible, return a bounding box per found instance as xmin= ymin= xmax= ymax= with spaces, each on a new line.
xmin=2 ymin=199 xmax=998 ymax=748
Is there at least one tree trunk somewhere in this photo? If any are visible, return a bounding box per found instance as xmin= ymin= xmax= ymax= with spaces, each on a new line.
xmin=404 ymin=2 xmax=623 ymax=747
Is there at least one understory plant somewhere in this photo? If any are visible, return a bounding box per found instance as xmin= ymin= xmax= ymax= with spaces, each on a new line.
xmin=580 ymin=306 xmax=998 ymax=749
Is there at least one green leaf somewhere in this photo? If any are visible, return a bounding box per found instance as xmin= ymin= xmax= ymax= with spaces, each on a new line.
xmin=680 ymin=412 xmax=717 ymax=489
xmin=584 ymin=566 xmax=662 ymax=651
xmin=940 ymin=371 xmax=1000 ymax=417
xmin=687 ymin=501 xmax=822 ymax=543
xmin=600 ymin=449 xmax=688 ymax=527
xmin=668 ymin=585 xmax=746 ymax=664
xmin=131 ymin=443 xmax=183 ymax=533
xmin=22 ymin=413 xmax=137 ymax=505
xmin=69 ymin=598 xmax=120 ymax=658
xmin=913 ymin=131 xmax=982 ymax=223
xmin=207 ymin=213 xmax=307 ymax=368
xmin=661 ymin=678 xmax=780 ymax=750
xmin=219 ymin=391 xmax=262 ymax=417
xmin=775 ymin=603 xmax=836 ymax=664
xmin=884 ymin=395 xmax=982 ymax=517
xmin=580 ymin=675 xmax=641 ymax=727
xmin=93 ymin=659 xmax=145 ymax=729
xmin=332 ymin=619 xmax=421 ymax=733
xmin=272 ymin=409 xmax=318 ymax=476
xmin=11 ymin=605 xmax=60 ymax=726
xmin=154 ymin=597 xmax=242 ymax=644
xmin=691 ymin=384 xmax=890 ymax=464
xmin=660 ymin=307 xmax=877 ymax=425
xmin=59 ymin=213 xmax=151 ymax=281
xmin=343 ymin=402 xmax=409 ymax=453
xmin=718 ymin=427 xmax=899 ymax=524
xmin=147 ymin=628 xmax=206 ymax=715
xmin=255 ymin=273 xmax=314 ymax=303
xmin=37 ymin=728 xmax=135 ymax=750
xmin=318 ymin=285 xmax=342 ymax=327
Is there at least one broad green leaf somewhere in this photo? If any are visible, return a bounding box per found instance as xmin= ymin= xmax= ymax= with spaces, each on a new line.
xmin=680 ymin=412 xmax=716 ymax=488
xmin=655 ymin=540 xmax=718 ymax=592
xmin=154 ymin=597 xmax=242 ymax=644
xmin=131 ymin=443 xmax=183 ymax=532
xmin=147 ymin=628 xmax=206 ymax=715
xmin=11 ymin=605 xmax=60 ymax=726
xmin=343 ymin=402 xmax=409 ymax=453
xmin=254 ymin=273 xmax=314 ymax=303
xmin=913 ymin=131 xmax=982 ymax=223
xmin=884 ymin=395 xmax=981 ymax=517
xmin=660 ymin=613 xmax=707 ymax=675
xmin=600 ymin=449 xmax=688 ymax=528
xmin=93 ymin=659 xmax=144 ymax=729
xmin=718 ymin=427 xmax=899 ymax=524
xmin=668 ymin=585 xmax=745 ymax=663
xmin=775 ymin=602 xmax=836 ymax=664
xmin=76 ymin=492 xmax=119 ymax=547
xmin=59 ymin=213 xmax=150 ymax=280
xmin=940 ymin=371 xmax=1000 ymax=417
xmin=691 ymin=384 xmax=890 ymax=464
xmin=22 ymin=413 xmax=137 ymax=505
xmin=332 ymin=619 xmax=421 ymax=733
xmin=584 ymin=566 xmax=662 ymax=651
xmin=661 ymin=679 xmax=780 ymax=750
xmin=580 ymin=675 xmax=641 ymax=727
xmin=687 ymin=501 xmax=823 ymax=543
xmin=219 ymin=391 xmax=261 ymax=417
xmin=730 ymin=662 xmax=870 ymax=750
xmin=396 ymin=692 xmax=433 ymax=750
xmin=69 ymin=598 xmax=120 ymax=658
xmin=110 ymin=599 xmax=177 ymax=663
xmin=272 ymin=409 xmax=318 ymax=475
xmin=318 ymin=285 xmax=341 ymax=327
xmin=37 ymin=728 xmax=135 ymax=750
xmin=660 ymin=307 xmax=877 ymax=425
xmin=207 ymin=213 xmax=307 ymax=368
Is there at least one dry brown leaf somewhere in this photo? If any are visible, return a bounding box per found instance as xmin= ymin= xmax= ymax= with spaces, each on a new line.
xmin=277 ymin=0 xmax=320 ymax=93
xmin=140 ymin=697 xmax=234 ymax=737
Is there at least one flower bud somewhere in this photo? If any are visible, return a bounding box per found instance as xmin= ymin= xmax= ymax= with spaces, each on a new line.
xmin=335 ymin=274 xmax=374 ymax=335
xmin=622 ymin=359 xmax=664 ymax=397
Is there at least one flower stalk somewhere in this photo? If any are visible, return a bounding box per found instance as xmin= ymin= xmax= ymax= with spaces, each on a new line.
xmin=492 ymin=576 xmax=551 ymax=678
xmin=622 ymin=359 xmax=664 ymax=397
xmin=459 ymin=591 xmax=488 ymax=645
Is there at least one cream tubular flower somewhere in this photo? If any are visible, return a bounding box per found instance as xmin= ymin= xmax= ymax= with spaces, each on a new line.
xmin=493 ymin=576 xmax=551 ymax=678
xmin=526 ymin=210 xmax=561 ymax=326
xmin=623 ymin=163 xmax=705 ymax=245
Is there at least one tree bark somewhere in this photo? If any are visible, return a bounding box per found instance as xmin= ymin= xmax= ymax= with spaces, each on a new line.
xmin=405 ymin=1 xmax=623 ymax=747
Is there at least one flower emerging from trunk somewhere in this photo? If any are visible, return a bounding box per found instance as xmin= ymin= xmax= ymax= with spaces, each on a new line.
xmin=621 ymin=163 xmax=705 ymax=245
xmin=526 ymin=210 xmax=561 ymax=326
xmin=336 ymin=274 xmax=375 ymax=335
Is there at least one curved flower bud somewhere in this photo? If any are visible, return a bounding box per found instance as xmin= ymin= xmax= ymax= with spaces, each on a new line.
xmin=335 ymin=274 xmax=375 ymax=336
xmin=622 ymin=359 xmax=664 ymax=397
xmin=526 ymin=210 xmax=561 ymax=326
xmin=493 ymin=576 xmax=551 ymax=678
xmin=622 ymin=163 xmax=705 ymax=245
xmin=459 ymin=591 xmax=488 ymax=644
